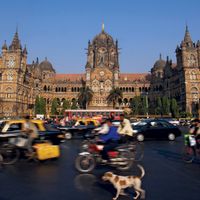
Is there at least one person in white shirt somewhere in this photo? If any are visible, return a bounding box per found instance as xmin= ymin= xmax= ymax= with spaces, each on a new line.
xmin=117 ymin=114 xmax=134 ymax=142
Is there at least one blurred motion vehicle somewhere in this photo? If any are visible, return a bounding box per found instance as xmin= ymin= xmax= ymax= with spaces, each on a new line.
xmin=0 ymin=119 xmax=64 ymax=145
xmin=179 ymin=118 xmax=192 ymax=126
xmin=132 ymin=119 xmax=182 ymax=142
xmin=75 ymin=140 xmax=133 ymax=173
xmin=58 ymin=119 xmax=99 ymax=139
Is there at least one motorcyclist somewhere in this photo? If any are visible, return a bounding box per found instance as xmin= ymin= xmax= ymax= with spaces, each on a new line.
xmin=23 ymin=115 xmax=38 ymax=156
xmin=98 ymin=118 xmax=121 ymax=162
xmin=94 ymin=120 xmax=109 ymax=135
xmin=189 ymin=119 xmax=200 ymax=149
xmin=117 ymin=113 xmax=134 ymax=143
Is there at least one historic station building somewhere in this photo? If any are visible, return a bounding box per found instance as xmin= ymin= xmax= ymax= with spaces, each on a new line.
xmin=0 ymin=26 xmax=199 ymax=117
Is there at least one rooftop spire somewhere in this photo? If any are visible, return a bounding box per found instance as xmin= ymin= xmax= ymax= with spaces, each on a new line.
xmin=184 ymin=25 xmax=192 ymax=43
xmin=159 ymin=53 xmax=162 ymax=60
xmin=9 ymin=28 xmax=21 ymax=50
xmin=102 ymin=22 xmax=105 ymax=32
xmin=2 ymin=40 xmax=7 ymax=50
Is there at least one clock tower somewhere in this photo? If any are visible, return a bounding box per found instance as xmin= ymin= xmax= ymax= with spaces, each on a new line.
xmin=85 ymin=24 xmax=120 ymax=109
xmin=0 ymin=30 xmax=29 ymax=116
xmin=176 ymin=26 xmax=200 ymax=116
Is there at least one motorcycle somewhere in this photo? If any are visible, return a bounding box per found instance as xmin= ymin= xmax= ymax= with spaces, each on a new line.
xmin=75 ymin=141 xmax=133 ymax=173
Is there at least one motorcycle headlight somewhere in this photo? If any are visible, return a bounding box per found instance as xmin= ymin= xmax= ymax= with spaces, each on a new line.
xmin=133 ymin=130 xmax=138 ymax=133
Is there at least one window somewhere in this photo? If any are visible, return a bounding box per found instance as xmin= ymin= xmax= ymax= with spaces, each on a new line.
xmin=7 ymin=123 xmax=22 ymax=132
xmin=158 ymin=121 xmax=169 ymax=128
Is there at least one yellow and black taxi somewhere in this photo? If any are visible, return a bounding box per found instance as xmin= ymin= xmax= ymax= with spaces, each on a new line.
xmin=0 ymin=119 xmax=64 ymax=145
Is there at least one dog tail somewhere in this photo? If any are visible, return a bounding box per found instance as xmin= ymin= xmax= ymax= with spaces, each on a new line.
xmin=137 ymin=164 xmax=145 ymax=179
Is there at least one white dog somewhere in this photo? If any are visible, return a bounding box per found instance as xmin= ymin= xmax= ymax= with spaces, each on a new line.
xmin=102 ymin=165 xmax=145 ymax=200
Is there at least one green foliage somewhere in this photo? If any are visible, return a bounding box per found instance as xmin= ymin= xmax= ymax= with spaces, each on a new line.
xmin=130 ymin=96 xmax=148 ymax=115
xmin=170 ymin=98 xmax=179 ymax=118
xmin=40 ymin=97 xmax=46 ymax=114
xmin=107 ymin=87 xmax=123 ymax=108
xmin=35 ymin=96 xmax=46 ymax=115
xmin=71 ymin=99 xmax=78 ymax=109
xmin=179 ymin=111 xmax=192 ymax=118
xmin=155 ymin=97 xmax=162 ymax=115
xmin=51 ymin=98 xmax=58 ymax=115
xmin=62 ymin=99 xmax=71 ymax=111
xmin=130 ymin=96 xmax=141 ymax=115
xmin=162 ymin=96 xmax=170 ymax=115
xmin=78 ymin=80 xmax=93 ymax=109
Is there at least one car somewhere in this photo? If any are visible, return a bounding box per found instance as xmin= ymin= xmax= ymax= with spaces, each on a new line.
xmin=132 ymin=119 xmax=182 ymax=142
xmin=58 ymin=123 xmax=98 ymax=140
xmin=160 ymin=118 xmax=180 ymax=126
xmin=0 ymin=119 xmax=64 ymax=145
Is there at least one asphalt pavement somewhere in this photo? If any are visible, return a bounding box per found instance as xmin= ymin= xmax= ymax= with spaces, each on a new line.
xmin=0 ymin=128 xmax=200 ymax=200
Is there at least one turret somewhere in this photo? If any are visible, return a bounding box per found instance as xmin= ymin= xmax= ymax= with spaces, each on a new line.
xmin=9 ymin=30 xmax=22 ymax=52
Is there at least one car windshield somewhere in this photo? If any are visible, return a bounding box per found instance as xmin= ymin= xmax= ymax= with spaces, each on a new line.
xmin=0 ymin=121 xmax=6 ymax=131
xmin=136 ymin=120 xmax=149 ymax=126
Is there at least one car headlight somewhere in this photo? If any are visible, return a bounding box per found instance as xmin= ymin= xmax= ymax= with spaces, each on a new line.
xmin=133 ymin=130 xmax=138 ymax=133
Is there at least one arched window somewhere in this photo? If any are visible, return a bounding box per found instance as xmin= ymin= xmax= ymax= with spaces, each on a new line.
xmin=43 ymin=85 xmax=47 ymax=91
xmin=6 ymin=87 xmax=13 ymax=98
xmin=191 ymin=87 xmax=198 ymax=102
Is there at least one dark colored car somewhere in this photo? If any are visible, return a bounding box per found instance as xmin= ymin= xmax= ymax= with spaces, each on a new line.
xmin=132 ymin=119 xmax=182 ymax=141
xmin=58 ymin=124 xmax=97 ymax=140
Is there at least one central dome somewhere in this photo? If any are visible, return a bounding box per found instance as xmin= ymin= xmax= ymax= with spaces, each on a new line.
xmin=92 ymin=30 xmax=114 ymax=45
xmin=39 ymin=58 xmax=55 ymax=72
xmin=153 ymin=55 xmax=166 ymax=71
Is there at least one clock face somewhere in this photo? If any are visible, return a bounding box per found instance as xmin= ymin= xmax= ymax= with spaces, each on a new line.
xmin=99 ymin=71 xmax=105 ymax=76
xmin=7 ymin=57 xmax=15 ymax=68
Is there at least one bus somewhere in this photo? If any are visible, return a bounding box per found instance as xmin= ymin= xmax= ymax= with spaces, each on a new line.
xmin=64 ymin=109 xmax=124 ymax=121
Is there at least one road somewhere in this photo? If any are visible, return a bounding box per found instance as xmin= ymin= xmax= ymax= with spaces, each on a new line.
xmin=0 ymin=131 xmax=200 ymax=200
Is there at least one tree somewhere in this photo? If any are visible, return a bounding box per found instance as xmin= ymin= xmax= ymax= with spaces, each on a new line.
xmin=62 ymin=99 xmax=71 ymax=113
xmin=130 ymin=96 xmax=141 ymax=115
xmin=71 ymin=99 xmax=78 ymax=109
xmin=51 ymin=98 xmax=58 ymax=115
xmin=162 ymin=96 xmax=170 ymax=115
xmin=35 ymin=96 xmax=41 ymax=115
xmin=107 ymin=87 xmax=123 ymax=108
xmin=170 ymin=98 xmax=179 ymax=118
xmin=40 ymin=97 xmax=46 ymax=114
xmin=35 ymin=96 xmax=46 ymax=115
xmin=155 ymin=97 xmax=162 ymax=116
xmin=78 ymin=80 xmax=93 ymax=109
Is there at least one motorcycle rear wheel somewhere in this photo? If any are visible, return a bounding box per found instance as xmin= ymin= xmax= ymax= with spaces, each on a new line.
xmin=75 ymin=154 xmax=96 ymax=173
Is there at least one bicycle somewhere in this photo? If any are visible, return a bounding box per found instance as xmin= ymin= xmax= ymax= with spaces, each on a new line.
xmin=182 ymin=134 xmax=200 ymax=163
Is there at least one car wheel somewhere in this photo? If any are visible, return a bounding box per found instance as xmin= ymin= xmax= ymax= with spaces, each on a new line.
xmin=65 ymin=132 xmax=72 ymax=140
xmin=168 ymin=133 xmax=175 ymax=141
xmin=137 ymin=134 xmax=144 ymax=142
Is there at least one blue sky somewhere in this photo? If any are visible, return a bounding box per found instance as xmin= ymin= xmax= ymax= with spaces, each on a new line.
xmin=0 ymin=0 xmax=200 ymax=73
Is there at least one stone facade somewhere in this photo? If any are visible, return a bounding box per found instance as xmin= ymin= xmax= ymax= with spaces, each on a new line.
xmin=0 ymin=26 xmax=199 ymax=117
